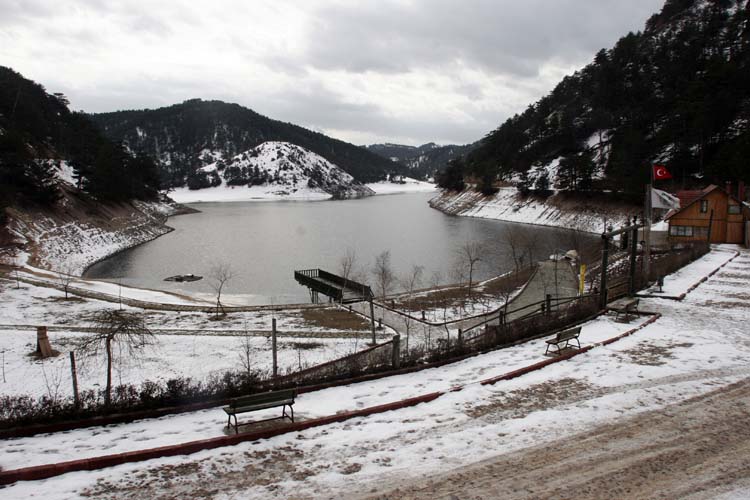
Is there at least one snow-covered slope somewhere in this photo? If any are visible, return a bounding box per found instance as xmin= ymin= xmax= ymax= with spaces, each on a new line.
xmin=0 ymin=188 xmax=180 ymax=276
xmin=169 ymin=142 xmax=375 ymax=203
xmin=430 ymin=188 xmax=635 ymax=234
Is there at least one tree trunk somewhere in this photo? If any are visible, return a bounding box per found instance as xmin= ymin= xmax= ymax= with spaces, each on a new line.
xmin=105 ymin=337 xmax=113 ymax=406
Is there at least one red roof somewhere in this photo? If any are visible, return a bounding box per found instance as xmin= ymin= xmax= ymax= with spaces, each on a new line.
xmin=676 ymin=185 xmax=717 ymax=208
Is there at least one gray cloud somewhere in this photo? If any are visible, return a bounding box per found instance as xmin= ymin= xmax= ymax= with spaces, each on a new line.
xmin=1 ymin=0 xmax=665 ymax=146
xmin=301 ymin=0 xmax=661 ymax=78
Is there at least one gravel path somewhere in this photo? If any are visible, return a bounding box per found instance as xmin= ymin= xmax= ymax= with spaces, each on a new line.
xmin=362 ymin=377 xmax=750 ymax=500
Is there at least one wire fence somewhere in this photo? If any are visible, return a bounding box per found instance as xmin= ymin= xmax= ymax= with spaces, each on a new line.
xmin=270 ymin=339 xmax=395 ymax=389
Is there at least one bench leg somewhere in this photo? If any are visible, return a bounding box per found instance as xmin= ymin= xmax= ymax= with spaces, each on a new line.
xmin=545 ymin=344 xmax=551 ymax=355
xmin=233 ymin=414 xmax=239 ymax=434
xmin=290 ymin=404 xmax=294 ymax=423
xmin=573 ymin=337 xmax=581 ymax=349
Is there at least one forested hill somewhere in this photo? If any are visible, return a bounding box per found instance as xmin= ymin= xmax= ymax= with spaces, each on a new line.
xmin=0 ymin=66 xmax=160 ymax=208
xmin=457 ymin=0 xmax=750 ymax=195
xmin=89 ymin=100 xmax=406 ymax=188
xmin=366 ymin=142 xmax=473 ymax=180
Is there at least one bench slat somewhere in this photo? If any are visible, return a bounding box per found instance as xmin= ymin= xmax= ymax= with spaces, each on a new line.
xmin=224 ymin=398 xmax=295 ymax=415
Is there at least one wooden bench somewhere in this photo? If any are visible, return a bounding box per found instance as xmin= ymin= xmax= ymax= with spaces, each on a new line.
xmin=544 ymin=326 xmax=582 ymax=355
xmin=223 ymin=389 xmax=296 ymax=432
xmin=612 ymin=298 xmax=639 ymax=321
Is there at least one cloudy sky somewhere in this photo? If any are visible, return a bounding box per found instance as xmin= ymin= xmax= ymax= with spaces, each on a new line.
xmin=1 ymin=0 xmax=664 ymax=146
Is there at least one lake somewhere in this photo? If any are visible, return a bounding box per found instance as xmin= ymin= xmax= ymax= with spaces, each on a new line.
xmin=85 ymin=193 xmax=596 ymax=305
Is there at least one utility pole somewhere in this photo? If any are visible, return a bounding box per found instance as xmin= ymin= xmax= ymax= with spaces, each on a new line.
xmin=70 ymin=352 xmax=80 ymax=408
xmin=369 ymin=298 xmax=377 ymax=345
xmin=643 ymin=166 xmax=653 ymax=283
xmin=271 ymin=318 xmax=278 ymax=378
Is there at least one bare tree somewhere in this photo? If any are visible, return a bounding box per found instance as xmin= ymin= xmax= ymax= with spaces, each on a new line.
xmin=522 ymin=231 xmax=540 ymax=269
xmin=371 ymin=250 xmax=395 ymax=300
xmin=209 ymin=263 xmax=235 ymax=319
xmin=339 ymin=247 xmax=357 ymax=283
xmin=76 ymin=310 xmax=156 ymax=406
xmin=455 ymin=240 xmax=484 ymax=294
xmin=503 ymin=226 xmax=524 ymax=273
xmin=237 ymin=323 xmax=255 ymax=380
xmin=56 ymin=265 xmax=75 ymax=299
xmin=398 ymin=265 xmax=424 ymax=351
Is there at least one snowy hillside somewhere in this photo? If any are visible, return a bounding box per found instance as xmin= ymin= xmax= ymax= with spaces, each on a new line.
xmin=169 ymin=142 xmax=375 ymax=203
xmin=430 ymin=188 xmax=634 ymax=234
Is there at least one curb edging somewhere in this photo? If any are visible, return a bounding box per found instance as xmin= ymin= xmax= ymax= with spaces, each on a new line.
xmin=0 ymin=313 xmax=660 ymax=486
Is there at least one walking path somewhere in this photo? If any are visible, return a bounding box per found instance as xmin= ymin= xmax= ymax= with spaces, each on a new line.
xmin=352 ymin=259 xmax=580 ymax=346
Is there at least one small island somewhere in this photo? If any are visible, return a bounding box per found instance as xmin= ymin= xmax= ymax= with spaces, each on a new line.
xmin=164 ymin=274 xmax=203 ymax=282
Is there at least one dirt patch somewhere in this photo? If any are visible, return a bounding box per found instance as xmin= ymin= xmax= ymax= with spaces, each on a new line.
xmin=699 ymin=300 xmax=749 ymax=310
xmin=82 ymin=444 xmax=319 ymax=499
xmin=716 ymin=272 xmax=750 ymax=280
xmin=363 ymin=378 xmax=750 ymax=500
xmin=301 ymin=307 xmax=370 ymax=330
xmin=466 ymin=378 xmax=595 ymax=419
xmin=616 ymin=340 xmax=694 ymax=366
xmin=277 ymin=341 xmax=326 ymax=351
xmin=50 ymin=296 xmax=87 ymax=303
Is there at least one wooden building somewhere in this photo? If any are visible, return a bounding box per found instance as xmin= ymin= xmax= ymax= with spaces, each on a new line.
xmin=665 ymin=184 xmax=750 ymax=244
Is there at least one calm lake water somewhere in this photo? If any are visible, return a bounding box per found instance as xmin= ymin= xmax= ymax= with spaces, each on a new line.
xmin=86 ymin=193 xmax=596 ymax=305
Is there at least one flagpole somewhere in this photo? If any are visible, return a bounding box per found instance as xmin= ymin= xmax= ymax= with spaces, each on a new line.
xmin=644 ymin=165 xmax=652 ymax=282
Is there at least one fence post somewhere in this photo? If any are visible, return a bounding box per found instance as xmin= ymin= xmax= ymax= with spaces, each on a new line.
xmin=70 ymin=351 xmax=80 ymax=408
xmin=599 ymin=234 xmax=610 ymax=309
xmin=545 ymin=294 xmax=552 ymax=315
xmin=628 ymin=222 xmax=638 ymax=296
xmin=369 ymin=298 xmax=377 ymax=345
xmin=391 ymin=335 xmax=401 ymax=369
xmin=457 ymin=329 xmax=463 ymax=349
xmin=272 ymin=318 xmax=278 ymax=378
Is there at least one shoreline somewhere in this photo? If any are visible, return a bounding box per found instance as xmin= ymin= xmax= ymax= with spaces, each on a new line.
xmin=428 ymin=187 xmax=636 ymax=234
xmin=7 ymin=188 xmax=614 ymax=310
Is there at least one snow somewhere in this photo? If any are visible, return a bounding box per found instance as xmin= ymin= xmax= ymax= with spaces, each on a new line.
xmin=1 ymin=245 xmax=749 ymax=498
xmin=365 ymin=178 xmax=436 ymax=195
xmin=54 ymin=160 xmax=77 ymax=186
xmin=169 ymin=176 xmax=435 ymax=204
xmin=430 ymin=187 xmax=629 ymax=233
xmin=169 ymin=142 xmax=373 ymax=203
xmin=169 ymin=183 xmax=335 ymax=203
xmin=642 ymin=244 xmax=737 ymax=296
xmin=0 ymin=200 xmax=176 ymax=276
xmin=0 ymin=276 xmax=385 ymax=399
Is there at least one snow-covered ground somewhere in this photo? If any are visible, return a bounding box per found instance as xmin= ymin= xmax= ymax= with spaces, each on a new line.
xmin=15 ymin=266 xmax=210 ymax=306
xmin=0 ymin=277 xmax=384 ymax=399
xmin=168 ymin=142 xmax=373 ymax=203
xmin=169 ymin=176 xmax=434 ymax=203
xmin=430 ymin=187 xmax=632 ymax=233
xmin=168 ymin=183 xmax=335 ymax=203
xmin=1 ymin=245 xmax=747 ymax=499
xmin=0 ymin=199 xmax=177 ymax=276
xmin=366 ymin=178 xmax=436 ymax=195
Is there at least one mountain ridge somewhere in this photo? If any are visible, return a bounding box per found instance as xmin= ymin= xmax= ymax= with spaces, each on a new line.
xmin=89 ymin=99 xmax=407 ymax=189
xmin=455 ymin=0 xmax=749 ymax=195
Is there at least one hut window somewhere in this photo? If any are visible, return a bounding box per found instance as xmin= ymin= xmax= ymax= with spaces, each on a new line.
xmin=728 ymin=204 xmax=740 ymax=215
xmin=669 ymin=225 xmax=694 ymax=237
xmin=700 ymin=200 xmax=708 ymax=213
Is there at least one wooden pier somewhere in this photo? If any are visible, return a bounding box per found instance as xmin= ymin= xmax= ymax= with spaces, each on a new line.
xmin=294 ymin=269 xmax=373 ymax=304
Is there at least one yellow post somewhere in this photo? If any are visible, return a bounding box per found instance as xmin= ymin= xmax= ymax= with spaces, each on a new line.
xmin=579 ymin=264 xmax=586 ymax=295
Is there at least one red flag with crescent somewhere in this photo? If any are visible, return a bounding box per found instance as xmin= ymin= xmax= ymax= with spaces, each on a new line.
xmin=653 ymin=165 xmax=672 ymax=180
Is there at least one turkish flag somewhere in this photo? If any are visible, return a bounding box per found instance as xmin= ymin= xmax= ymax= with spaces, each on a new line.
xmin=653 ymin=165 xmax=673 ymax=180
